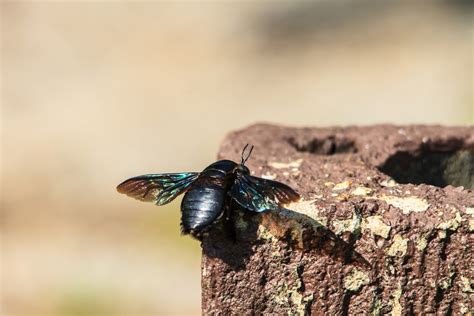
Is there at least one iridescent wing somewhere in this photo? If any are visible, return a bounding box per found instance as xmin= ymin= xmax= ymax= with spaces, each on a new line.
xmin=117 ymin=172 xmax=199 ymax=205
xmin=229 ymin=174 xmax=300 ymax=212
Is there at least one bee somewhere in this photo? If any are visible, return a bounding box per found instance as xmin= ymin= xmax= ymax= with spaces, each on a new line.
xmin=117 ymin=145 xmax=300 ymax=238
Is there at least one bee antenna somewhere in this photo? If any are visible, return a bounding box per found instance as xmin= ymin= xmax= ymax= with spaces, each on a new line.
xmin=241 ymin=144 xmax=254 ymax=165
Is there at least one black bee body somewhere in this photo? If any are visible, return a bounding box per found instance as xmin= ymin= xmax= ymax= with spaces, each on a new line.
xmin=117 ymin=145 xmax=299 ymax=239
xmin=180 ymin=160 xmax=238 ymax=236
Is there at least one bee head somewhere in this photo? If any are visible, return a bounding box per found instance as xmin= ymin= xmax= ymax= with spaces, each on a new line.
xmin=235 ymin=164 xmax=250 ymax=175
xmin=236 ymin=144 xmax=253 ymax=174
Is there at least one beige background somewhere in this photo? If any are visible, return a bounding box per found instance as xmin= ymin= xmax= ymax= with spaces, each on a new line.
xmin=2 ymin=1 xmax=472 ymax=315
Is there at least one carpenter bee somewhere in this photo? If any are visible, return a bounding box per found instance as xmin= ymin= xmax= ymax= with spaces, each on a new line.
xmin=117 ymin=145 xmax=300 ymax=238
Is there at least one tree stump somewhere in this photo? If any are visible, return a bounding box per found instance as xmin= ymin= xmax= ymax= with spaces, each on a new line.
xmin=201 ymin=124 xmax=474 ymax=315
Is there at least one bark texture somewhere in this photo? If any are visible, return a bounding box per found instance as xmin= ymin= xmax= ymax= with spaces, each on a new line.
xmin=201 ymin=124 xmax=474 ymax=315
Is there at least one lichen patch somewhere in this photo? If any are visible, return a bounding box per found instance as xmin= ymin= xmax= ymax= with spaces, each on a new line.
xmin=333 ymin=180 xmax=352 ymax=191
xmin=380 ymin=179 xmax=398 ymax=187
xmin=332 ymin=211 xmax=361 ymax=235
xmin=391 ymin=283 xmax=403 ymax=316
xmin=385 ymin=234 xmax=408 ymax=257
xmin=257 ymin=225 xmax=282 ymax=258
xmin=466 ymin=207 xmax=474 ymax=216
xmin=437 ymin=211 xmax=462 ymax=231
xmin=257 ymin=225 xmax=278 ymax=242
xmin=379 ymin=195 xmax=429 ymax=214
xmin=439 ymin=272 xmax=455 ymax=290
xmin=362 ymin=216 xmax=391 ymax=239
xmin=286 ymin=199 xmax=328 ymax=227
xmin=270 ymin=267 xmax=313 ymax=315
xmin=344 ymin=269 xmax=370 ymax=292
xmin=371 ymin=295 xmax=382 ymax=315
xmin=416 ymin=235 xmax=428 ymax=251
xmin=268 ymin=159 xmax=303 ymax=169
xmin=333 ymin=218 xmax=355 ymax=235
xmin=460 ymin=276 xmax=473 ymax=293
xmin=351 ymin=186 xmax=373 ymax=196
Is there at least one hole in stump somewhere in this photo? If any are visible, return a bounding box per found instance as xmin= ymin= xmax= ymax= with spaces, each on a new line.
xmin=288 ymin=136 xmax=357 ymax=155
xmin=379 ymin=149 xmax=474 ymax=189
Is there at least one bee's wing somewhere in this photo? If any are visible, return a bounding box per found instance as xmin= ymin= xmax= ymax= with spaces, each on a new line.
xmin=229 ymin=174 xmax=300 ymax=212
xmin=117 ymin=172 xmax=199 ymax=205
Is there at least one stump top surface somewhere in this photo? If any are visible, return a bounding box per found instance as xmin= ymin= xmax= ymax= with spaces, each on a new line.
xmin=219 ymin=124 xmax=473 ymax=228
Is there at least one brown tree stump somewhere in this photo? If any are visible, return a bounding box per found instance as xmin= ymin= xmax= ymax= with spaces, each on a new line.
xmin=201 ymin=124 xmax=474 ymax=315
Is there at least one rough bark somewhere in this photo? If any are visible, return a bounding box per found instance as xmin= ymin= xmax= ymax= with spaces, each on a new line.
xmin=201 ymin=124 xmax=474 ymax=315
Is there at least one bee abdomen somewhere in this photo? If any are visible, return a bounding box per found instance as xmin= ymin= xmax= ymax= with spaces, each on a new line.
xmin=181 ymin=183 xmax=226 ymax=235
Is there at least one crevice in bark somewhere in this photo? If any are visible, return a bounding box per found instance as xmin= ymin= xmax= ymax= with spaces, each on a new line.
xmin=341 ymin=291 xmax=353 ymax=316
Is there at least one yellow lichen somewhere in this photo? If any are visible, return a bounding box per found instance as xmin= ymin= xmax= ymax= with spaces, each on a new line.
xmin=437 ymin=211 xmax=462 ymax=231
xmin=416 ymin=235 xmax=428 ymax=251
xmin=333 ymin=218 xmax=355 ymax=235
xmin=460 ymin=276 xmax=473 ymax=293
xmin=351 ymin=186 xmax=373 ymax=196
xmin=270 ymin=267 xmax=313 ymax=315
xmin=371 ymin=296 xmax=382 ymax=315
xmin=362 ymin=216 xmax=391 ymax=239
xmin=333 ymin=180 xmax=351 ymax=191
xmin=385 ymin=234 xmax=408 ymax=257
xmin=466 ymin=207 xmax=474 ymax=215
xmin=291 ymin=291 xmax=313 ymax=316
xmin=391 ymin=283 xmax=402 ymax=316
xmin=332 ymin=211 xmax=361 ymax=235
xmin=257 ymin=225 xmax=282 ymax=258
xmin=344 ymin=269 xmax=370 ymax=292
xmin=439 ymin=272 xmax=455 ymax=290
xmin=379 ymin=195 xmax=429 ymax=214
xmin=286 ymin=199 xmax=328 ymax=227
xmin=380 ymin=179 xmax=398 ymax=187
xmin=268 ymin=159 xmax=303 ymax=169
xmin=258 ymin=225 xmax=275 ymax=240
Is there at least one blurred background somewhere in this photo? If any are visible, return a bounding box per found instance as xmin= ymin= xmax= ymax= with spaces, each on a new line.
xmin=2 ymin=1 xmax=472 ymax=315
